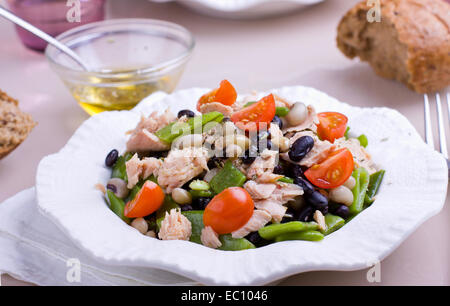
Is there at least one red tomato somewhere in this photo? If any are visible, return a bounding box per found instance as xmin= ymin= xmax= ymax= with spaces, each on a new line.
xmin=231 ymin=94 xmax=276 ymax=131
xmin=196 ymin=79 xmax=237 ymax=111
xmin=124 ymin=181 xmax=165 ymax=218
xmin=203 ymin=187 xmax=254 ymax=234
xmin=304 ymin=148 xmax=354 ymax=189
xmin=317 ymin=112 xmax=348 ymax=143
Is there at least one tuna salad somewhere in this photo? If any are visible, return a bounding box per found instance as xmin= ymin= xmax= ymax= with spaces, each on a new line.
xmin=101 ymin=80 xmax=385 ymax=250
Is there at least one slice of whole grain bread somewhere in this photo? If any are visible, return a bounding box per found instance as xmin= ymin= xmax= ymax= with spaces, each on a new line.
xmin=0 ymin=90 xmax=36 ymax=159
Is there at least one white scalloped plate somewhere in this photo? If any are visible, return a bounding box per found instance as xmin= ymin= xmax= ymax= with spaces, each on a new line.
xmin=150 ymin=0 xmax=325 ymax=19
xmin=36 ymin=86 xmax=448 ymax=285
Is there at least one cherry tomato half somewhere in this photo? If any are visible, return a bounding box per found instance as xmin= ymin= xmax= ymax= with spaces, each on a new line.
xmin=304 ymin=148 xmax=354 ymax=189
xmin=231 ymin=94 xmax=276 ymax=131
xmin=124 ymin=181 xmax=165 ymax=218
xmin=196 ymin=79 xmax=237 ymax=111
xmin=317 ymin=112 xmax=348 ymax=143
xmin=203 ymin=187 xmax=254 ymax=234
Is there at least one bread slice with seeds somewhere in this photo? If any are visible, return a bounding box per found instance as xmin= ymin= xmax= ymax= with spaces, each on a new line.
xmin=0 ymin=90 xmax=36 ymax=159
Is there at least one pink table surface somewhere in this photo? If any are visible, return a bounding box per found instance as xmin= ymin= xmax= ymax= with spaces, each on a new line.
xmin=0 ymin=0 xmax=448 ymax=286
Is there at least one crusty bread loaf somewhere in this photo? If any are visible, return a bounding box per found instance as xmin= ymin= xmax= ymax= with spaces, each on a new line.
xmin=337 ymin=0 xmax=450 ymax=93
xmin=0 ymin=90 xmax=36 ymax=159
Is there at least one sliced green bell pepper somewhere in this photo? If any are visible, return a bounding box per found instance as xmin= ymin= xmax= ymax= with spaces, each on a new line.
xmin=181 ymin=210 xmax=204 ymax=244
xmin=209 ymin=160 xmax=247 ymax=194
xmin=258 ymin=221 xmax=319 ymax=240
xmin=349 ymin=167 xmax=370 ymax=215
xmin=155 ymin=111 xmax=224 ymax=143
xmin=274 ymin=230 xmax=324 ymax=242
xmin=357 ymin=134 xmax=368 ymax=148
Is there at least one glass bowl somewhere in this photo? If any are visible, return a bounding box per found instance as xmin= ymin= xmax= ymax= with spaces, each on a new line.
xmin=45 ymin=18 xmax=195 ymax=115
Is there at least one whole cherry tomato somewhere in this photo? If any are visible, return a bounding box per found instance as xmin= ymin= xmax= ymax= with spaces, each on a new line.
xmin=124 ymin=181 xmax=165 ymax=218
xmin=231 ymin=94 xmax=276 ymax=132
xmin=203 ymin=187 xmax=254 ymax=234
xmin=304 ymin=148 xmax=354 ymax=189
xmin=317 ymin=112 xmax=348 ymax=143
xmin=196 ymin=79 xmax=237 ymax=111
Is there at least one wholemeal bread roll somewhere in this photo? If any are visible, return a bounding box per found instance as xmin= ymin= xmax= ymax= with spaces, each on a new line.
xmin=337 ymin=0 xmax=450 ymax=93
xmin=0 ymin=90 xmax=36 ymax=159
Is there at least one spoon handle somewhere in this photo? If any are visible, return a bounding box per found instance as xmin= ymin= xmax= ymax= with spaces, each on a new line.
xmin=0 ymin=5 xmax=88 ymax=70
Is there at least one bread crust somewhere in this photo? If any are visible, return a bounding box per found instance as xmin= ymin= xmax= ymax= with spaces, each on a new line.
xmin=337 ymin=0 xmax=450 ymax=93
xmin=0 ymin=90 xmax=36 ymax=159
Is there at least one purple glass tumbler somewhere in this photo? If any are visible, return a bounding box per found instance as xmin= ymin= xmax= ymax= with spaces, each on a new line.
xmin=6 ymin=0 xmax=106 ymax=51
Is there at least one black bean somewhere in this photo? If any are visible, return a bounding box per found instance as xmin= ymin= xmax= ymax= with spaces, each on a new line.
xmin=281 ymin=208 xmax=296 ymax=223
xmin=273 ymin=163 xmax=285 ymax=175
xmin=177 ymin=109 xmax=195 ymax=118
xmin=245 ymin=231 xmax=270 ymax=247
xmin=241 ymin=150 xmax=256 ymax=164
xmin=272 ymin=116 xmax=283 ymax=129
xmin=288 ymin=136 xmax=314 ymax=162
xmin=207 ymin=156 xmax=221 ymax=169
xmin=105 ymin=149 xmax=119 ymax=167
xmin=296 ymin=205 xmax=314 ymax=222
xmin=222 ymin=117 xmax=231 ymax=122
xmin=147 ymin=150 xmax=168 ymax=158
xmin=193 ymin=197 xmax=211 ymax=210
xmin=291 ymin=164 xmax=305 ymax=178
xmin=306 ymin=191 xmax=328 ymax=210
xmin=320 ymin=205 xmax=329 ymax=215
xmin=334 ymin=205 xmax=350 ymax=219
xmin=106 ymin=183 xmax=117 ymax=193
xmin=180 ymin=204 xmax=193 ymax=212
xmin=294 ymin=177 xmax=315 ymax=195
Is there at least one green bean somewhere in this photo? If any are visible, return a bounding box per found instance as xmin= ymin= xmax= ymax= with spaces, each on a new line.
xmin=155 ymin=111 xmax=224 ymax=143
xmin=106 ymin=190 xmax=130 ymax=224
xmin=209 ymin=160 xmax=247 ymax=194
xmin=111 ymin=152 xmax=134 ymax=181
xmin=349 ymin=167 xmax=370 ymax=215
xmin=218 ymin=234 xmax=256 ymax=251
xmin=189 ymin=180 xmax=210 ymax=191
xmin=277 ymin=176 xmax=294 ymax=184
xmin=274 ymin=230 xmax=324 ymax=242
xmin=275 ymin=107 xmax=290 ymax=117
xmin=322 ymin=214 xmax=345 ymax=235
xmin=364 ymin=170 xmax=385 ymax=205
xmin=181 ymin=210 xmax=204 ymax=244
xmin=258 ymin=221 xmax=319 ymax=240
xmin=357 ymin=134 xmax=368 ymax=148
xmin=344 ymin=126 xmax=350 ymax=139
xmin=189 ymin=189 xmax=214 ymax=198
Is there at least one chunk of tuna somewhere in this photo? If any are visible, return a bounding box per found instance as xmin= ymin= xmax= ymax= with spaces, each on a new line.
xmin=158 ymin=209 xmax=192 ymax=241
xmin=199 ymin=102 xmax=234 ymax=117
xmin=127 ymin=129 xmax=170 ymax=152
xmin=125 ymin=154 xmax=162 ymax=189
xmin=200 ymin=226 xmax=222 ymax=249
xmin=247 ymin=149 xmax=280 ymax=183
xmin=335 ymin=137 xmax=376 ymax=174
xmin=244 ymin=180 xmax=277 ymax=200
xmin=157 ymin=147 xmax=209 ymax=193
xmin=231 ymin=210 xmax=272 ymax=239
xmin=254 ymin=200 xmax=287 ymax=223
xmin=283 ymin=105 xmax=319 ymax=133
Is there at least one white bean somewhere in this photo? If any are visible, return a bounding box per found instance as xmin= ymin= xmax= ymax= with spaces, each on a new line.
xmin=329 ymin=186 xmax=354 ymax=206
xmin=171 ymin=188 xmax=192 ymax=205
xmin=279 ymin=136 xmax=290 ymax=152
xmin=106 ymin=178 xmax=129 ymax=199
xmin=286 ymin=102 xmax=308 ymax=126
xmin=131 ymin=218 xmax=148 ymax=234
xmin=225 ymin=144 xmax=243 ymax=158
xmin=343 ymin=176 xmax=356 ymax=190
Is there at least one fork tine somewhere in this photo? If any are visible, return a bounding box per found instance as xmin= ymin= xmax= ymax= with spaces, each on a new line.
xmin=435 ymin=93 xmax=448 ymax=159
xmin=424 ymin=94 xmax=434 ymax=148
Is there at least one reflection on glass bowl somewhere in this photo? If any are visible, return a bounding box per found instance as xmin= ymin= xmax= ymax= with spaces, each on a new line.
xmin=45 ymin=18 xmax=195 ymax=115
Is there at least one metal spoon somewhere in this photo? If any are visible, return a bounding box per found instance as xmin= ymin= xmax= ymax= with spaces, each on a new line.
xmin=0 ymin=6 xmax=89 ymax=71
